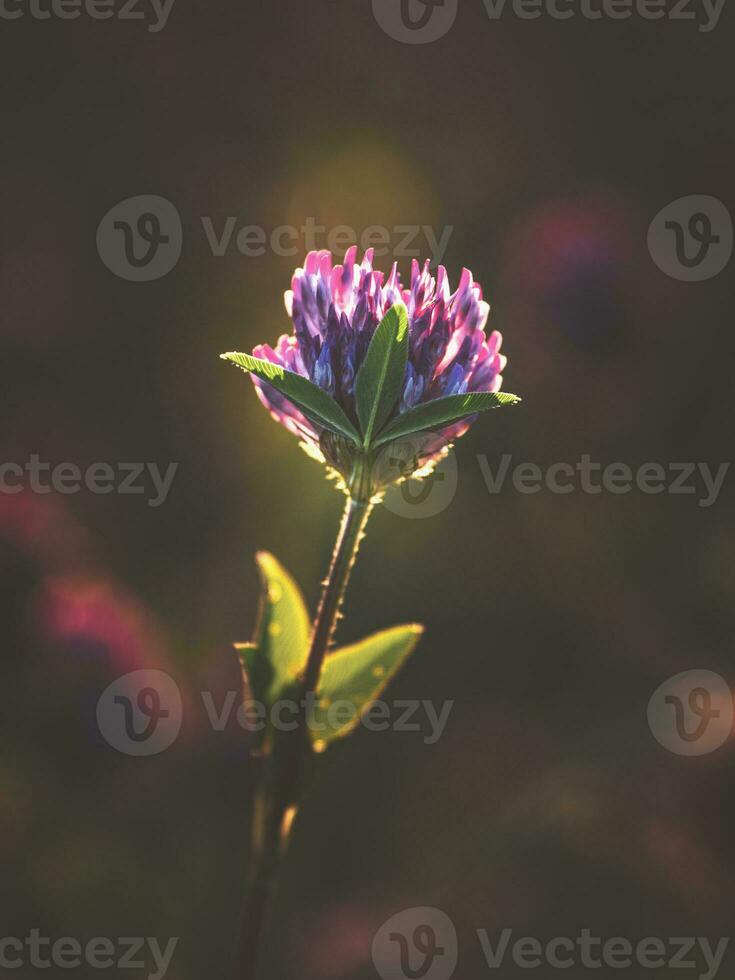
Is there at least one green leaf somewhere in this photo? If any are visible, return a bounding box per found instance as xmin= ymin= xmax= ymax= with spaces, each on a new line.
xmin=355 ymin=305 xmax=409 ymax=447
xmin=309 ymin=623 xmax=424 ymax=747
xmin=373 ymin=391 xmax=521 ymax=447
xmin=221 ymin=352 xmax=361 ymax=445
xmin=236 ymin=551 xmax=310 ymax=713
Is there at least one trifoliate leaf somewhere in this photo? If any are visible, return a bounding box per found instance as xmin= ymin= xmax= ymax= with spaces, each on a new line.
xmin=355 ymin=305 xmax=409 ymax=447
xmin=221 ymin=352 xmax=361 ymax=445
xmin=236 ymin=551 xmax=310 ymax=716
xmin=309 ymin=623 xmax=424 ymax=747
xmin=373 ymin=391 xmax=521 ymax=447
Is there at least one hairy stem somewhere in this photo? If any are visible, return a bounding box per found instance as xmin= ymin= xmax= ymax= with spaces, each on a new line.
xmin=302 ymin=494 xmax=373 ymax=697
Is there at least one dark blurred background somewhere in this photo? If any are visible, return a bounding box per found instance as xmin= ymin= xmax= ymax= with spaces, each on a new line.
xmin=1 ymin=2 xmax=734 ymax=978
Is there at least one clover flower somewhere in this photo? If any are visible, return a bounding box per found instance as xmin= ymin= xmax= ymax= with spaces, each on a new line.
xmin=223 ymin=248 xmax=518 ymax=498
xmin=220 ymin=248 xmax=522 ymax=980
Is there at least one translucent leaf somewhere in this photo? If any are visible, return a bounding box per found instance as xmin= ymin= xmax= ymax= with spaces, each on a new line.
xmin=236 ymin=551 xmax=310 ymax=711
xmin=221 ymin=351 xmax=361 ymax=445
xmin=373 ymin=391 xmax=521 ymax=447
xmin=355 ymin=305 xmax=409 ymax=447
xmin=309 ymin=624 xmax=424 ymax=747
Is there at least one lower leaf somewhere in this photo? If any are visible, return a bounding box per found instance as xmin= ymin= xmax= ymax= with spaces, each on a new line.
xmin=309 ymin=623 xmax=424 ymax=747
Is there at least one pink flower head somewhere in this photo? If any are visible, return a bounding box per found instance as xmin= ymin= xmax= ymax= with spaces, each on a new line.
xmin=249 ymin=248 xmax=508 ymax=474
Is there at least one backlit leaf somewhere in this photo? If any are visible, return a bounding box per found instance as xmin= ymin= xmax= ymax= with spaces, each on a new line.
xmin=355 ymin=305 xmax=409 ymax=447
xmin=222 ymin=352 xmax=361 ymax=444
xmin=236 ymin=551 xmax=310 ymax=717
xmin=309 ymin=623 xmax=424 ymax=746
xmin=373 ymin=391 xmax=521 ymax=447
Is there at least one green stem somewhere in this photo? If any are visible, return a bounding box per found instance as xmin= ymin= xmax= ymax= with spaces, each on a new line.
xmin=302 ymin=493 xmax=373 ymax=697
xmin=234 ymin=779 xmax=289 ymax=980
xmin=233 ymin=837 xmax=275 ymax=979
xmin=234 ymin=478 xmax=374 ymax=980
